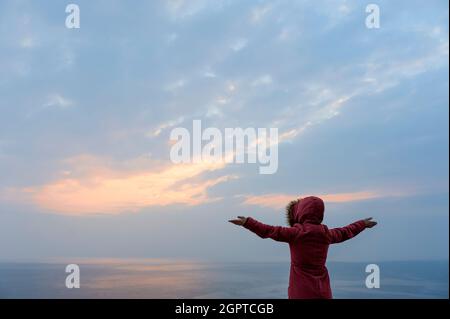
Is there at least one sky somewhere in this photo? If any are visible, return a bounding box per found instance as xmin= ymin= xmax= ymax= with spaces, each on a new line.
xmin=0 ymin=0 xmax=448 ymax=262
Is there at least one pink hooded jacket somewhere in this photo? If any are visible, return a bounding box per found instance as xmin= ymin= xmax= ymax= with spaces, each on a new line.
xmin=243 ymin=196 xmax=366 ymax=299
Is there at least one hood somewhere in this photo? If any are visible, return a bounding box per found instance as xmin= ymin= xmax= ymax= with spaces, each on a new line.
xmin=293 ymin=196 xmax=324 ymax=224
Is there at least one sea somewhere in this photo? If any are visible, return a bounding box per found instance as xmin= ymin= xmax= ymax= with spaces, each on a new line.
xmin=0 ymin=259 xmax=447 ymax=299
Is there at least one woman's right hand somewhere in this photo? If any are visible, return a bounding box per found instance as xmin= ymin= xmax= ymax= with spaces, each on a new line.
xmin=228 ymin=216 xmax=248 ymax=226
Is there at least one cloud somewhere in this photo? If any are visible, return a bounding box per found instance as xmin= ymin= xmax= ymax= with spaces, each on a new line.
xmin=165 ymin=0 xmax=227 ymax=20
xmin=58 ymin=46 xmax=76 ymax=69
xmin=43 ymin=93 xmax=74 ymax=109
xmin=227 ymin=82 xmax=237 ymax=92
xmin=250 ymin=4 xmax=272 ymax=24
xmin=216 ymin=97 xmax=229 ymax=105
xmin=205 ymin=105 xmax=224 ymax=118
xmin=362 ymin=44 xmax=449 ymax=94
xmin=203 ymin=70 xmax=217 ymax=78
xmin=150 ymin=117 xmax=185 ymax=137
xmin=230 ymin=38 xmax=248 ymax=52
xmin=272 ymin=32 xmax=448 ymax=144
xmin=315 ymin=0 xmax=355 ymax=30
xmin=240 ymin=191 xmax=391 ymax=210
xmin=166 ymin=0 xmax=203 ymax=19
xmin=278 ymin=27 xmax=297 ymax=41
xmin=25 ymin=93 xmax=75 ymax=117
xmin=251 ymin=74 xmax=273 ymax=86
xmin=20 ymin=36 xmax=36 ymax=49
xmin=276 ymin=94 xmax=352 ymax=143
xmin=166 ymin=33 xmax=178 ymax=44
xmin=164 ymin=79 xmax=187 ymax=93
xmin=12 ymin=155 xmax=234 ymax=215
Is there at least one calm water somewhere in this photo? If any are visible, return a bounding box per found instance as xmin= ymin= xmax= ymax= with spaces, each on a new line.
xmin=0 ymin=259 xmax=447 ymax=299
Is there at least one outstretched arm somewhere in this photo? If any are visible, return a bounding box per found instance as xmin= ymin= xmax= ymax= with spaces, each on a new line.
xmin=229 ymin=216 xmax=299 ymax=243
xmin=329 ymin=217 xmax=377 ymax=244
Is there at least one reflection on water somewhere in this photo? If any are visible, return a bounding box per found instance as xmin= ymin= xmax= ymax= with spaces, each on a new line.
xmin=0 ymin=259 xmax=447 ymax=299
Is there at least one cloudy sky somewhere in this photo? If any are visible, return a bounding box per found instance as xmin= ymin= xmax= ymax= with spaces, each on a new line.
xmin=0 ymin=0 xmax=448 ymax=262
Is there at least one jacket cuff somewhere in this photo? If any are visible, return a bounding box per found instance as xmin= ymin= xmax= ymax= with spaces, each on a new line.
xmin=243 ymin=217 xmax=255 ymax=229
xmin=357 ymin=220 xmax=367 ymax=230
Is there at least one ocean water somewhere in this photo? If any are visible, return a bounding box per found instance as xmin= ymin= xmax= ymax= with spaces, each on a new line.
xmin=0 ymin=259 xmax=447 ymax=299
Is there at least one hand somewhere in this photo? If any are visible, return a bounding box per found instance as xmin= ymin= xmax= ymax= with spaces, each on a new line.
xmin=228 ymin=216 xmax=248 ymax=226
xmin=364 ymin=217 xmax=377 ymax=228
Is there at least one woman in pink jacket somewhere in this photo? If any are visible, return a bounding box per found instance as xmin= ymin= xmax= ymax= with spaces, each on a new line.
xmin=229 ymin=196 xmax=377 ymax=299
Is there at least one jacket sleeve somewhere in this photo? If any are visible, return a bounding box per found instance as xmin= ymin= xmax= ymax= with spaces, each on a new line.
xmin=243 ymin=217 xmax=300 ymax=243
xmin=328 ymin=220 xmax=366 ymax=244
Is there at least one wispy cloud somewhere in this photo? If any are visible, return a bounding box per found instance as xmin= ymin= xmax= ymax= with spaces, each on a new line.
xmin=250 ymin=4 xmax=272 ymax=24
xmin=272 ymin=33 xmax=448 ymax=144
xmin=12 ymin=155 xmax=235 ymax=215
xmin=19 ymin=36 xmax=36 ymax=49
xmin=240 ymin=191 xmax=396 ymax=210
xmin=251 ymin=74 xmax=273 ymax=86
xmin=24 ymin=93 xmax=74 ymax=118
xmin=43 ymin=93 xmax=74 ymax=109
xmin=166 ymin=33 xmax=178 ymax=44
xmin=165 ymin=0 xmax=227 ymax=20
xmin=277 ymin=27 xmax=297 ymax=41
xmin=203 ymin=70 xmax=217 ymax=78
xmin=230 ymin=38 xmax=248 ymax=52
xmin=164 ymin=79 xmax=187 ymax=93
xmin=149 ymin=117 xmax=185 ymax=137
xmin=277 ymin=94 xmax=352 ymax=143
